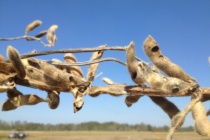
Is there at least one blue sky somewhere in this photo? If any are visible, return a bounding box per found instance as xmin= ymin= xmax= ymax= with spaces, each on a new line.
xmin=0 ymin=0 xmax=210 ymax=127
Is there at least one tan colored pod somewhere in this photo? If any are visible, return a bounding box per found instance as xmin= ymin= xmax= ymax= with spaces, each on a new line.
xmin=7 ymin=46 xmax=26 ymax=78
xmin=150 ymin=96 xmax=180 ymax=119
xmin=7 ymin=89 xmax=23 ymax=99
xmin=125 ymin=95 xmax=142 ymax=107
xmin=2 ymin=100 xmax=17 ymax=111
xmin=0 ymin=54 xmax=5 ymax=62
xmin=52 ymin=58 xmax=66 ymax=71
xmin=46 ymin=25 xmax=58 ymax=47
xmin=192 ymin=101 xmax=210 ymax=136
xmin=139 ymin=62 xmax=193 ymax=94
xmin=87 ymin=45 xmax=106 ymax=82
xmin=26 ymin=30 xmax=47 ymax=41
xmin=126 ymin=41 xmax=145 ymax=86
xmin=144 ymin=35 xmax=196 ymax=83
xmin=46 ymin=91 xmax=60 ymax=109
xmin=64 ymin=53 xmax=83 ymax=78
xmin=25 ymin=20 xmax=42 ymax=35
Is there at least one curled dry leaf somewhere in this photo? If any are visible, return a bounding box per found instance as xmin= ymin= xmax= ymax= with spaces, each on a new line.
xmin=25 ymin=20 xmax=42 ymax=35
xmin=7 ymin=46 xmax=26 ymax=78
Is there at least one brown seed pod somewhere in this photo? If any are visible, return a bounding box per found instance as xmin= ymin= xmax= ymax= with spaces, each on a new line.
xmin=46 ymin=91 xmax=60 ymax=109
xmin=139 ymin=62 xmax=194 ymax=94
xmin=144 ymin=35 xmax=196 ymax=83
xmin=25 ymin=20 xmax=42 ymax=35
xmin=125 ymin=95 xmax=142 ymax=107
xmin=7 ymin=46 xmax=26 ymax=78
xmin=150 ymin=96 xmax=180 ymax=119
xmin=52 ymin=58 xmax=66 ymax=71
xmin=87 ymin=45 xmax=106 ymax=82
xmin=0 ymin=54 xmax=5 ymax=62
xmin=2 ymin=100 xmax=17 ymax=111
xmin=7 ymin=89 xmax=23 ymax=99
xmin=126 ymin=41 xmax=145 ymax=86
xmin=46 ymin=25 xmax=58 ymax=47
xmin=73 ymin=96 xmax=84 ymax=113
xmin=192 ymin=101 xmax=210 ymax=136
xmin=0 ymin=61 xmax=16 ymax=74
xmin=102 ymin=77 xmax=116 ymax=85
xmin=64 ymin=53 xmax=83 ymax=78
xmin=26 ymin=58 xmax=87 ymax=86
xmin=2 ymin=94 xmax=45 ymax=111
xmin=26 ymin=30 xmax=48 ymax=41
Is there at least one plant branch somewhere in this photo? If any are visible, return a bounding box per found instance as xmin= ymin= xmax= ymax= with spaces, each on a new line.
xmin=20 ymin=46 xmax=127 ymax=58
xmin=50 ymin=57 xmax=127 ymax=66
xmin=0 ymin=35 xmax=49 ymax=47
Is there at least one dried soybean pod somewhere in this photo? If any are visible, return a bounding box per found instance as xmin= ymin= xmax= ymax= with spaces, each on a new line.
xmin=64 ymin=53 xmax=83 ymax=78
xmin=7 ymin=89 xmax=23 ymax=99
xmin=126 ymin=41 xmax=145 ymax=86
xmin=125 ymin=95 xmax=142 ymax=107
xmin=46 ymin=25 xmax=58 ymax=47
xmin=25 ymin=20 xmax=42 ymax=35
xmin=46 ymin=91 xmax=60 ymax=109
xmin=7 ymin=46 xmax=26 ymax=78
xmin=0 ymin=54 xmax=5 ymax=62
xmin=16 ymin=94 xmax=45 ymax=106
xmin=143 ymin=35 xmax=196 ymax=83
xmin=139 ymin=62 xmax=193 ymax=94
xmin=87 ymin=45 xmax=106 ymax=82
xmin=0 ymin=62 xmax=16 ymax=74
xmin=102 ymin=77 xmax=116 ymax=85
xmin=150 ymin=96 xmax=180 ymax=119
xmin=52 ymin=59 xmax=66 ymax=71
xmin=26 ymin=30 xmax=48 ymax=41
xmin=2 ymin=100 xmax=17 ymax=111
xmin=192 ymin=101 xmax=210 ymax=136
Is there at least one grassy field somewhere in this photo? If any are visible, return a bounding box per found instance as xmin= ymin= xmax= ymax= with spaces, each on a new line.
xmin=0 ymin=131 xmax=209 ymax=140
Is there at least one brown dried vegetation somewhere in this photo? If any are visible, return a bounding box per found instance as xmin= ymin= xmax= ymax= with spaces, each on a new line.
xmin=0 ymin=20 xmax=210 ymax=140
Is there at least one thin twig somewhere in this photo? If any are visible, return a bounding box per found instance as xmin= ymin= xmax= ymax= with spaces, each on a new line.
xmin=20 ymin=46 xmax=127 ymax=58
xmin=49 ymin=57 xmax=127 ymax=66
xmin=0 ymin=35 xmax=49 ymax=47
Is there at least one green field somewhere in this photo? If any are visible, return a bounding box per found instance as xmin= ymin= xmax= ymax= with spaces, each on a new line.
xmin=0 ymin=131 xmax=209 ymax=140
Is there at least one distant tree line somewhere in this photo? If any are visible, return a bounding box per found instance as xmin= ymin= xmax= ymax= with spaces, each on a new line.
xmin=0 ymin=120 xmax=193 ymax=132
